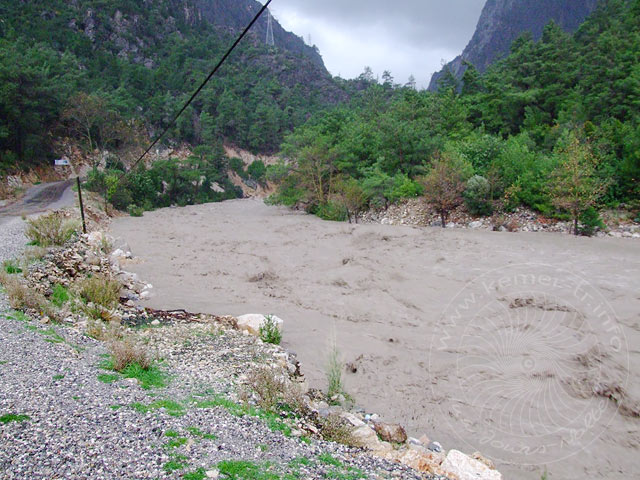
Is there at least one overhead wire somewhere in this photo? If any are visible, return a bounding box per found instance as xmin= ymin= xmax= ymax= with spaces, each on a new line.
xmin=118 ymin=0 xmax=274 ymax=182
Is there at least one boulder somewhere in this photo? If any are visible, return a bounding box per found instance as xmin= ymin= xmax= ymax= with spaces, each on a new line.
xmin=236 ymin=314 xmax=283 ymax=337
xmin=441 ymin=450 xmax=502 ymax=480
xmin=395 ymin=448 xmax=445 ymax=474
xmin=373 ymin=422 xmax=408 ymax=444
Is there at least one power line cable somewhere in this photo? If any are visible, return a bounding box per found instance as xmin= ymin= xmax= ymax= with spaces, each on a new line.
xmin=119 ymin=0 xmax=273 ymax=181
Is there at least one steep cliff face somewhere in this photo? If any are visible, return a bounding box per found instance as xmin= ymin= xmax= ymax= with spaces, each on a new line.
xmin=194 ymin=0 xmax=324 ymax=68
xmin=428 ymin=0 xmax=599 ymax=90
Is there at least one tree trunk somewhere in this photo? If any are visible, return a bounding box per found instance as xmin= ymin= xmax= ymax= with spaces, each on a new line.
xmin=574 ymin=217 xmax=579 ymax=236
xmin=441 ymin=211 xmax=446 ymax=228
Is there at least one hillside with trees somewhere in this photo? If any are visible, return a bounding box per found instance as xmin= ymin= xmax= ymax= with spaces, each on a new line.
xmin=271 ymin=0 xmax=640 ymax=232
xmin=0 ymin=0 xmax=350 ymax=178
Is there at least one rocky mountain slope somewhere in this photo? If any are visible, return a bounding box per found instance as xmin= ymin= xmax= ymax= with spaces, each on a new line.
xmin=429 ymin=0 xmax=599 ymax=90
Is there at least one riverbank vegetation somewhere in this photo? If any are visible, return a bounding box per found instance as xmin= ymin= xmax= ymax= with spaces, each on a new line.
xmin=269 ymin=0 xmax=640 ymax=231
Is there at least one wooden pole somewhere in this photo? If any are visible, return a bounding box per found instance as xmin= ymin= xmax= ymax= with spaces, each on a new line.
xmin=76 ymin=176 xmax=87 ymax=234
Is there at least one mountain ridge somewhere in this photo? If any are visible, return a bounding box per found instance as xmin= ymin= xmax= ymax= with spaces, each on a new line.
xmin=429 ymin=0 xmax=599 ymax=90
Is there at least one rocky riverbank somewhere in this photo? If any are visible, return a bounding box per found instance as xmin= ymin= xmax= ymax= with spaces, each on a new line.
xmin=361 ymin=198 xmax=640 ymax=238
xmin=1 ymin=214 xmax=503 ymax=479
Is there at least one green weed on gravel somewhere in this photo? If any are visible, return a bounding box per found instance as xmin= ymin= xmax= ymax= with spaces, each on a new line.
xmin=182 ymin=468 xmax=208 ymax=480
xmin=163 ymin=460 xmax=188 ymax=473
xmin=51 ymin=284 xmax=70 ymax=307
xmin=317 ymin=453 xmax=342 ymax=467
xmin=194 ymin=396 xmax=292 ymax=437
xmin=0 ymin=414 xmax=30 ymax=423
xmin=130 ymin=399 xmax=185 ymax=417
xmin=217 ymin=461 xmax=280 ymax=480
xmin=100 ymin=358 xmax=168 ymax=390
xmin=3 ymin=260 xmax=22 ymax=274
xmin=97 ymin=373 xmax=120 ymax=384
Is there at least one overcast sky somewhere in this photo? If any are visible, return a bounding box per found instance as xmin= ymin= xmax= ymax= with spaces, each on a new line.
xmin=260 ymin=0 xmax=486 ymax=88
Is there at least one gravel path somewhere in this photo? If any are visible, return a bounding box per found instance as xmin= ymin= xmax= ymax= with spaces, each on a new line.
xmin=0 ymin=216 xmax=27 ymax=312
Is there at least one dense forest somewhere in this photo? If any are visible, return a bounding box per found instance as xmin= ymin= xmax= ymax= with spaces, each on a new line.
xmin=271 ymin=0 xmax=640 ymax=231
xmin=0 ymin=0 xmax=352 ymax=177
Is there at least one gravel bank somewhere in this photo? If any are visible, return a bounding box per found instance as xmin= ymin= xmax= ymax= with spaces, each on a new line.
xmin=0 ymin=216 xmax=27 ymax=312
xmin=0 ymin=312 xmax=431 ymax=479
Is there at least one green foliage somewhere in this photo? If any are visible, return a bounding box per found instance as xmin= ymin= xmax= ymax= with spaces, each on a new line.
xmin=0 ymin=414 xmax=30 ymax=424
xmin=217 ymin=461 xmax=280 ymax=480
xmin=578 ymin=207 xmax=606 ymax=236
xmin=464 ymin=175 xmax=493 ymax=216
xmin=127 ymin=204 xmax=144 ymax=217
xmin=130 ymin=399 xmax=185 ymax=417
xmin=3 ymin=260 xmax=22 ymax=275
xmin=259 ymin=315 xmax=282 ymax=345
xmin=51 ymin=284 xmax=70 ymax=308
xmin=25 ymin=213 xmax=79 ymax=247
xmin=314 ymin=202 xmax=348 ymax=222
xmin=248 ymin=160 xmax=267 ymax=182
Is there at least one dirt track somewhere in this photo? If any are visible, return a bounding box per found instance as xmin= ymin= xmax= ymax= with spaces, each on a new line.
xmin=111 ymin=198 xmax=640 ymax=480
xmin=0 ymin=180 xmax=75 ymax=222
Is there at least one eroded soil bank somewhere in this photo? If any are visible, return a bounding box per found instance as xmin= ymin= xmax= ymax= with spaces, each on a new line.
xmin=111 ymin=199 xmax=640 ymax=480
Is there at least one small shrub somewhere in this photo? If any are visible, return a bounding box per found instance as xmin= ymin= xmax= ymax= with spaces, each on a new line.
xmin=77 ymin=275 xmax=120 ymax=309
xmin=246 ymin=367 xmax=303 ymax=412
xmin=23 ymin=246 xmax=48 ymax=263
xmin=229 ymin=157 xmax=248 ymax=179
xmin=0 ymin=275 xmax=55 ymax=317
xmin=108 ymin=338 xmax=152 ymax=372
xmin=579 ymin=207 xmax=606 ymax=237
xmin=247 ymin=160 xmax=267 ymax=182
xmin=464 ymin=175 xmax=493 ymax=216
xmin=127 ymin=204 xmax=144 ymax=217
xmin=105 ymin=339 xmax=167 ymax=389
xmin=326 ymin=346 xmax=345 ymax=403
xmin=314 ymin=202 xmax=348 ymax=222
xmin=259 ymin=315 xmax=282 ymax=345
xmin=318 ymin=414 xmax=358 ymax=446
xmin=25 ymin=212 xmax=79 ymax=247
xmin=51 ymin=284 xmax=70 ymax=308
xmin=3 ymin=260 xmax=22 ymax=274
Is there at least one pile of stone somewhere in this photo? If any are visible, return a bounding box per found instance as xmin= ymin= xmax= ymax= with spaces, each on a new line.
xmin=361 ymin=198 xmax=640 ymax=238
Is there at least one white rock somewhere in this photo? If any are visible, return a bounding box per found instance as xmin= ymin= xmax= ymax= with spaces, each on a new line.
xmin=236 ymin=314 xmax=283 ymax=337
xmin=205 ymin=469 xmax=219 ymax=479
xmin=340 ymin=412 xmax=366 ymax=427
xmin=441 ymin=450 xmax=502 ymax=480
xmin=469 ymin=221 xmax=483 ymax=229
xmin=87 ymin=231 xmax=104 ymax=248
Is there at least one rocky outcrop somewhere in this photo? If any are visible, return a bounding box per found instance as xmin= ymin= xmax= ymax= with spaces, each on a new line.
xmin=429 ymin=0 xmax=599 ymax=90
xmin=194 ymin=0 xmax=324 ymax=68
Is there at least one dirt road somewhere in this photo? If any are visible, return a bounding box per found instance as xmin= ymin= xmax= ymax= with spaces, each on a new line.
xmin=0 ymin=180 xmax=75 ymax=224
xmin=110 ymin=199 xmax=640 ymax=480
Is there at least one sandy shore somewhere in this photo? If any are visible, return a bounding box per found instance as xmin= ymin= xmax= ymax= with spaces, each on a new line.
xmin=111 ymin=199 xmax=640 ymax=480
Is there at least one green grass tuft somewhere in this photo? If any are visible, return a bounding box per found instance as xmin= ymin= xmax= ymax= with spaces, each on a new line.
xmin=217 ymin=461 xmax=280 ymax=480
xmin=51 ymin=284 xmax=70 ymax=307
xmin=186 ymin=426 xmax=217 ymax=440
xmin=182 ymin=468 xmax=208 ymax=480
xmin=318 ymin=453 xmax=342 ymax=467
xmin=130 ymin=399 xmax=185 ymax=417
xmin=97 ymin=373 xmax=120 ymax=384
xmin=0 ymin=414 xmax=30 ymax=423
xmin=163 ymin=460 xmax=188 ymax=473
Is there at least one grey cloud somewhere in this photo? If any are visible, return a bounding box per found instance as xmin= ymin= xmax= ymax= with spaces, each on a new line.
xmin=270 ymin=0 xmax=485 ymax=49
xmin=260 ymin=0 xmax=486 ymax=86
